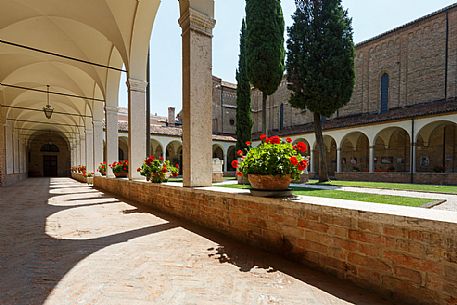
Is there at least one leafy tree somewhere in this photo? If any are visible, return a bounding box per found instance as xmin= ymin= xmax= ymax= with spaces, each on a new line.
xmin=286 ymin=0 xmax=355 ymax=182
xmin=245 ymin=0 xmax=285 ymax=135
xmin=236 ymin=19 xmax=253 ymax=151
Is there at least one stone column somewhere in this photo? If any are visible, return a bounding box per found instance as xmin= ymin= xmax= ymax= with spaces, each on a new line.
xmin=369 ymin=145 xmax=375 ymax=173
xmin=127 ymin=79 xmax=147 ymax=180
xmin=336 ymin=147 xmax=342 ymax=173
xmin=179 ymin=8 xmax=216 ymax=187
xmin=13 ymin=131 xmax=19 ymax=174
xmin=411 ymin=142 xmax=417 ymax=174
xmin=224 ymin=148 xmax=229 ymax=173
xmin=80 ymin=134 xmax=86 ymax=168
xmin=5 ymin=122 xmax=13 ymax=174
xmin=75 ymin=139 xmax=80 ymax=166
xmin=85 ymin=129 xmax=94 ymax=173
xmin=19 ymin=137 xmax=25 ymax=174
xmin=105 ymin=106 xmax=118 ymax=178
xmin=93 ymin=120 xmax=104 ymax=176
xmin=309 ymin=149 xmax=315 ymax=173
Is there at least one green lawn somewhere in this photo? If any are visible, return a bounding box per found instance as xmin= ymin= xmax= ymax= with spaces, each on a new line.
xmin=307 ymin=179 xmax=457 ymax=195
xmin=219 ymin=184 xmax=433 ymax=207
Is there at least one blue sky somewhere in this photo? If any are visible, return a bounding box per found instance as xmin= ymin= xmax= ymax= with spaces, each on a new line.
xmin=119 ymin=0 xmax=457 ymax=115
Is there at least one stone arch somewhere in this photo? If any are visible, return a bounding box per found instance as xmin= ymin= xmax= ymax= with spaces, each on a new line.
xmin=27 ymin=131 xmax=71 ymax=177
xmin=374 ymin=127 xmax=410 ymax=172
xmin=150 ymin=138 xmax=164 ymax=159
xmin=416 ymin=120 xmax=457 ymax=173
xmin=313 ymin=135 xmax=337 ymax=176
xmin=341 ymin=132 xmax=369 ymax=172
xmin=212 ymin=144 xmax=224 ymax=161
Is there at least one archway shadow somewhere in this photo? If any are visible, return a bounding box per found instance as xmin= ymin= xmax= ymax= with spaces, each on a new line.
xmin=0 ymin=178 xmax=177 ymax=305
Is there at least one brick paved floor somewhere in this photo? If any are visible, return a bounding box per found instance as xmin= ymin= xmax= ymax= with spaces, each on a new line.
xmin=0 ymin=178 xmax=395 ymax=305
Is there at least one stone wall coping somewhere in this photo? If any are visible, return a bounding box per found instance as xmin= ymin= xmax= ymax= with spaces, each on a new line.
xmin=100 ymin=177 xmax=457 ymax=226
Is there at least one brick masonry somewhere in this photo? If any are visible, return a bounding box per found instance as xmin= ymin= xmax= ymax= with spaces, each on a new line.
xmin=94 ymin=177 xmax=457 ymax=305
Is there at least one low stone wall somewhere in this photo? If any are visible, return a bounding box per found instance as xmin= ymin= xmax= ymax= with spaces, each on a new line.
xmin=94 ymin=176 xmax=457 ymax=305
xmin=1 ymin=173 xmax=27 ymax=186
xmin=71 ymin=173 xmax=87 ymax=184
xmin=336 ymin=172 xmax=457 ymax=185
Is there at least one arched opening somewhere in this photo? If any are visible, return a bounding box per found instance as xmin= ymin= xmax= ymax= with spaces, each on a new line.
xmin=28 ymin=132 xmax=70 ymax=177
xmin=380 ymin=73 xmax=389 ymax=114
xmin=341 ymin=132 xmax=369 ymax=172
xmin=151 ymin=139 xmax=164 ymax=159
xmin=166 ymin=140 xmax=182 ymax=165
xmin=212 ymin=144 xmax=224 ymax=161
xmin=279 ymin=103 xmax=284 ymax=130
xmin=416 ymin=121 xmax=457 ymax=173
xmin=374 ymin=127 xmax=410 ymax=172
xmin=313 ymin=136 xmax=337 ymax=177
xmin=118 ymin=137 xmax=128 ymax=161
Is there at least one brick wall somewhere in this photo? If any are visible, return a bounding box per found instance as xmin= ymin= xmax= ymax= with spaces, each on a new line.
xmin=94 ymin=177 xmax=457 ymax=305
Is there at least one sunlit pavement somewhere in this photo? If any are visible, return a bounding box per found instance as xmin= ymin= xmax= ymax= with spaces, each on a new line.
xmin=0 ymin=178 xmax=395 ymax=305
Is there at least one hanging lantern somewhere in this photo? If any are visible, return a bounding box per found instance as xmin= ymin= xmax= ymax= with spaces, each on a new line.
xmin=43 ymin=85 xmax=54 ymax=119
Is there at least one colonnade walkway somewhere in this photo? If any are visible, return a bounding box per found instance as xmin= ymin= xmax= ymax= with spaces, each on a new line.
xmin=0 ymin=178 xmax=395 ymax=305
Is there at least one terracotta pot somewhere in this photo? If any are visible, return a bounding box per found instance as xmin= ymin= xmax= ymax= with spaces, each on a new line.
xmin=248 ymin=174 xmax=292 ymax=190
xmin=114 ymin=172 xmax=128 ymax=178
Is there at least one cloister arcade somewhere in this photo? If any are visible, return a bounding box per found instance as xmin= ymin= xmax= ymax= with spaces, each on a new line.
xmin=283 ymin=115 xmax=457 ymax=178
xmin=0 ymin=0 xmax=217 ymax=187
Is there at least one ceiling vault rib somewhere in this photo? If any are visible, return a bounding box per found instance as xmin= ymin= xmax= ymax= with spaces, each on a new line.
xmin=0 ymin=83 xmax=105 ymax=102
xmin=1 ymin=105 xmax=92 ymax=118
xmin=7 ymin=118 xmax=84 ymax=128
xmin=0 ymin=39 xmax=128 ymax=73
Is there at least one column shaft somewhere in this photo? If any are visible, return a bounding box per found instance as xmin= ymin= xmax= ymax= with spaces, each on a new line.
xmin=179 ymin=8 xmax=216 ymax=187
xmin=93 ymin=121 xmax=104 ymax=175
xmin=85 ymin=130 xmax=94 ymax=173
xmin=369 ymin=146 xmax=375 ymax=173
xmin=127 ymin=79 xmax=147 ymax=180
xmin=105 ymin=107 xmax=118 ymax=178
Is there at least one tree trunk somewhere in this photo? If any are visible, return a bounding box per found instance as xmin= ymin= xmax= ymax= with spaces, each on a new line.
xmin=313 ymin=112 xmax=329 ymax=182
xmin=262 ymin=92 xmax=268 ymax=136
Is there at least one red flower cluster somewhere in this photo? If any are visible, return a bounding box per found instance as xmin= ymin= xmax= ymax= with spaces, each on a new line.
xmin=145 ymin=155 xmax=155 ymax=166
xmin=237 ymin=149 xmax=243 ymax=157
xmin=266 ymin=135 xmax=281 ymax=144
xmin=260 ymin=134 xmax=267 ymax=141
xmin=286 ymin=137 xmax=293 ymax=143
xmin=297 ymin=160 xmax=308 ymax=171
xmin=295 ymin=142 xmax=307 ymax=153
xmin=231 ymin=160 xmax=239 ymax=169
xmin=289 ymin=156 xmax=298 ymax=166
xmin=245 ymin=141 xmax=251 ymax=146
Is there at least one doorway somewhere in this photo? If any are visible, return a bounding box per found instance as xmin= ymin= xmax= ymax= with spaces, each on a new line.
xmin=43 ymin=156 xmax=58 ymax=177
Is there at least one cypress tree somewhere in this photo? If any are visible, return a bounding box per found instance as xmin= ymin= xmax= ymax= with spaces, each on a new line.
xmin=245 ymin=0 xmax=285 ymax=135
xmin=286 ymin=0 xmax=355 ymax=182
xmin=236 ymin=19 xmax=253 ymax=151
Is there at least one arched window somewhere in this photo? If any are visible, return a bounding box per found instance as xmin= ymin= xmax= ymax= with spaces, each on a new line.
xmin=279 ymin=103 xmax=284 ymax=130
xmin=40 ymin=143 xmax=59 ymax=152
xmin=380 ymin=73 xmax=389 ymax=114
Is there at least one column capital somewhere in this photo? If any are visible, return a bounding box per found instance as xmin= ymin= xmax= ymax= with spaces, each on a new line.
xmin=105 ymin=106 xmax=119 ymax=114
xmin=179 ymin=8 xmax=216 ymax=37
xmin=127 ymin=78 xmax=148 ymax=93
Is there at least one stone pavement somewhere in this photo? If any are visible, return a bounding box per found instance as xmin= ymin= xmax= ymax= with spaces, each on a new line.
xmin=0 ymin=178 xmax=396 ymax=305
xmin=298 ymin=183 xmax=457 ymax=211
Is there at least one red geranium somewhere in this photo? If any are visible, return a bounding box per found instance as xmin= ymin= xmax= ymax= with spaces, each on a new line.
xmin=260 ymin=134 xmax=267 ymax=141
xmin=245 ymin=141 xmax=251 ymax=146
xmin=268 ymin=136 xmax=281 ymax=145
xmin=237 ymin=149 xmax=243 ymax=156
xmin=290 ymin=156 xmax=298 ymax=166
xmin=296 ymin=142 xmax=307 ymax=153
xmin=286 ymin=137 xmax=292 ymax=143
xmin=231 ymin=160 xmax=239 ymax=169
xmin=298 ymin=160 xmax=308 ymax=171
xmin=137 ymin=167 xmax=141 ymax=172
xmin=236 ymin=172 xmax=243 ymax=177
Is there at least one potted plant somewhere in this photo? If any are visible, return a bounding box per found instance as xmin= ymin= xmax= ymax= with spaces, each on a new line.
xmin=109 ymin=160 xmax=128 ymax=178
xmin=137 ymin=156 xmax=178 ymax=183
xmin=97 ymin=162 xmax=107 ymax=176
xmin=84 ymin=172 xmax=94 ymax=185
xmin=235 ymin=135 xmax=308 ymax=191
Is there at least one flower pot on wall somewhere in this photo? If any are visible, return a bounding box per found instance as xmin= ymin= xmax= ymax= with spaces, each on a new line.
xmin=114 ymin=172 xmax=128 ymax=178
xmin=248 ymin=174 xmax=292 ymax=191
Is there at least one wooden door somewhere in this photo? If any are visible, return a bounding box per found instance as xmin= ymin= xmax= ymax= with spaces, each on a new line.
xmin=43 ymin=155 xmax=58 ymax=177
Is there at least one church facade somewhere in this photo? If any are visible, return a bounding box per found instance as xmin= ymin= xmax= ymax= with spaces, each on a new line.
xmin=212 ymin=3 xmax=457 ymax=183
